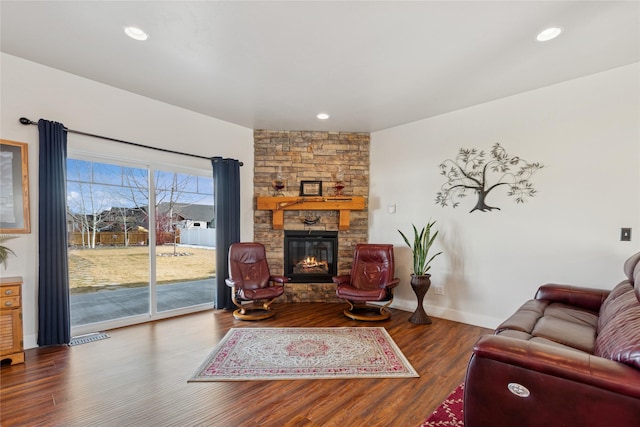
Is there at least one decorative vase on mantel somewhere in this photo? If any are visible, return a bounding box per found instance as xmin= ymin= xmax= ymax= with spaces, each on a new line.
xmin=409 ymin=274 xmax=432 ymax=324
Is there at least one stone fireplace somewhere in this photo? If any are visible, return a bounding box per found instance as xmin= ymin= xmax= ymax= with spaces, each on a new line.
xmin=253 ymin=130 xmax=370 ymax=302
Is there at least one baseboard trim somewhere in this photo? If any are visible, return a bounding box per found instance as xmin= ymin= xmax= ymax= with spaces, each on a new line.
xmin=391 ymin=297 xmax=501 ymax=330
xmin=24 ymin=334 xmax=37 ymax=350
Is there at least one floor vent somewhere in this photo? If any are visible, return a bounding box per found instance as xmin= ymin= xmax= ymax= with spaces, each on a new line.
xmin=69 ymin=332 xmax=110 ymax=346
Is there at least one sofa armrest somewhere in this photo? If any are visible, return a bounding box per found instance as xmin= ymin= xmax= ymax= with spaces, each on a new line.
xmin=471 ymin=334 xmax=640 ymax=397
xmin=535 ymin=284 xmax=609 ymax=312
xmin=464 ymin=335 xmax=640 ymax=427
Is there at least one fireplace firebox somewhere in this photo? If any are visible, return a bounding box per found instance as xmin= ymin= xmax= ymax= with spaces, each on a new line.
xmin=284 ymin=231 xmax=338 ymax=283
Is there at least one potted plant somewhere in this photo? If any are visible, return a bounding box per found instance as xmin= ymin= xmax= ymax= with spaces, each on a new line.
xmin=398 ymin=220 xmax=442 ymax=324
xmin=0 ymin=235 xmax=17 ymax=270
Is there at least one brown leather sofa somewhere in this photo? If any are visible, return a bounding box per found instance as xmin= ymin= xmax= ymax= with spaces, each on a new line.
xmin=464 ymin=252 xmax=640 ymax=427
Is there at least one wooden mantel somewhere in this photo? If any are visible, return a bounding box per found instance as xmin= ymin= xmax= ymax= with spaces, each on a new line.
xmin=256 ymin=196 xmax=365 ymax=231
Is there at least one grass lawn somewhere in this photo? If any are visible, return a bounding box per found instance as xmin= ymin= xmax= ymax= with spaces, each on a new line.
xmin=68 ymin=245 xmax=216 ymax=293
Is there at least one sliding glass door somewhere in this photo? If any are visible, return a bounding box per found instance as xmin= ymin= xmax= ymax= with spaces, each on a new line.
xmin=67 ymin=155 xmax=215 ymax=332
xmin=154 ymin=169 xmax=215 ymax=312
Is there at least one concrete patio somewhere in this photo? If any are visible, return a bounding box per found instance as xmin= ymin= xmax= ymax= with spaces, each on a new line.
xmin=70 ymin=278 xmax=215 ymax=326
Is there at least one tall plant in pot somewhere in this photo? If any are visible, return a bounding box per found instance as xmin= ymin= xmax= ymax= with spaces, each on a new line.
xmin=398 ymin=220 xmax=442 ymax=324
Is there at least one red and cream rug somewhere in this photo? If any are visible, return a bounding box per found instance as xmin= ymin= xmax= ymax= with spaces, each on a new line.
xmin=189 ymin=327 xmax=419 ymax=382
xmin=421 ymin=383 xmax=465 ymax=426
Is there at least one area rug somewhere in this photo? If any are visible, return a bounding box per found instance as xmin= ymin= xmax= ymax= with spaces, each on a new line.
xmin=188 ymin=327 xmax=419 ymax=382
xmin=421 ymin=383 xmax=464 ymax=426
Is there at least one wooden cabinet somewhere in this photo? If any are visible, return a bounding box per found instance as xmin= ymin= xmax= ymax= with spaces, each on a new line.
xmin=0 ymin=276 xmax=24 ymax=365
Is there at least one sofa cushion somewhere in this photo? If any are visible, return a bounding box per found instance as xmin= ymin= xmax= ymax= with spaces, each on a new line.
xmin=595 ymin=282 xmax=640 ymax=368
xmin=543 ymin=303 xmax=600 ymax=326
xmin=496 ymin=329 xmax=589 ymax=352
xmin=495 ymin=300 xmax=598 ymax=353
xmin=597 ymin=281 xmax=635 ymax=329
xmin=531 ymin=312 xmax=596 ymax=352
xmin=623 ymin=251 xmax=640 ymax=281
xmin=635 ymin=257 xmax=640 ymax=301
xmin=495 ymin=299 xmax=549 ymax=334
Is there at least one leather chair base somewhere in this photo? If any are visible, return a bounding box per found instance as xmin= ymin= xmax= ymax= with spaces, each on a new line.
xmin=343 ymin=304 xmax=391 ymax=321
xmin=231 ymin=289 xmax=279 ymax=321
xmin=232 ymin=307 xmax=276 ymax=321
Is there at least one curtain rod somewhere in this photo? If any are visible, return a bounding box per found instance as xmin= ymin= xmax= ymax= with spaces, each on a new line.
xmin=19 ymin=117 xmax=243 ymax=166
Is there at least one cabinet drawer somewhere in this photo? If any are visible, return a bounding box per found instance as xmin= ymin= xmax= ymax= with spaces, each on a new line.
xmin=0 ymin=277 xmax=24 ymax=365
xmin=2 ymin=285 xmax=20 ymax=297
xmin=1 ymin=296 xmax=21 ymax=309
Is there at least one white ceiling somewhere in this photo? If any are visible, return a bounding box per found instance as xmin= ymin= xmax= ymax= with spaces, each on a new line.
xmin=1 ymin=1 xmax=639 ymax=132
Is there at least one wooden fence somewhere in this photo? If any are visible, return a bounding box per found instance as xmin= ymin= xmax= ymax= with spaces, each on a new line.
xmin=68 ymin=231 xmax=179 ymax=246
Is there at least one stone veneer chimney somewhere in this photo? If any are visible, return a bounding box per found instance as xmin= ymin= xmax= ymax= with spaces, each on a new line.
xmin=254 ymin=130 xmax=370 ymax=302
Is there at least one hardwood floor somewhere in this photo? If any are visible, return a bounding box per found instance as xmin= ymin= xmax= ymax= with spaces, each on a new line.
xmin=1 ymin=303 xmax=492 ymax=427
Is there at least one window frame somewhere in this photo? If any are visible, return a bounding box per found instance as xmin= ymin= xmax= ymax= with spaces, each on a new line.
xmin=67 ymin=149 xmax=215 ymax=336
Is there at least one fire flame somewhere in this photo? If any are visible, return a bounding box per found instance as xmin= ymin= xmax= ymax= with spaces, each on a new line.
xmin=302 ymin=257 xmax=318 ymax=267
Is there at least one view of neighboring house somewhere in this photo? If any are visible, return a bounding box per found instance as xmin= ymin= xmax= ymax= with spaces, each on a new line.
xmin=156 ymin=203 xmax=215 ymax=230
xmin=67 ymin=203 xmax=214 ymax=247
xmin=67 ymin=207 xmax=148 ymax=233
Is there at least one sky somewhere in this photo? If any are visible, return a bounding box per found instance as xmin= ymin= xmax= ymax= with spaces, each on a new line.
xmin=66 ymin=158 xmax=213 ymax=215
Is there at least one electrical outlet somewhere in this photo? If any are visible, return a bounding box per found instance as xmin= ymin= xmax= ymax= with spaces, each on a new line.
xmin=621 ymin=228 xmax=632 ymax=241
xmin=434 ymin=285 xmax=445 ymax=295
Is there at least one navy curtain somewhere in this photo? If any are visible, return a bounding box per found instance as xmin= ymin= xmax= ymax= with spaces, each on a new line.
xmin=37 ymin=119 xmax=71 ymax=346
xmin=212 ymin=157 xmax=241 ymax=310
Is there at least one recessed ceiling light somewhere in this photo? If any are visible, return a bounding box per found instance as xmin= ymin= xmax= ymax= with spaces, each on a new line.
xmin=124 ymin=26 xmax=149 ymax=41
xmin=536 ymin=27 xmax=563 ymax=42
xmin=317 ymin=113 xmax=330 ymax=120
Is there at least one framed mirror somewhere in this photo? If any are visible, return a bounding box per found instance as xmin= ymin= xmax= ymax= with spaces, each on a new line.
xmin=0 ymin=139 xmax=30 ymax=233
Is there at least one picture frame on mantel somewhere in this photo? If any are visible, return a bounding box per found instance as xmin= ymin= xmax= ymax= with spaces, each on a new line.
xmin=0 ymin=139 xmax=30 ymax=233
xmin=300 ymin=180 xmax=322 ymax=197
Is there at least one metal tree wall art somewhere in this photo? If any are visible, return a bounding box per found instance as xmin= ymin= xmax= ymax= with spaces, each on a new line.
xmin=435 ymin=143 xmax=543 ymax=213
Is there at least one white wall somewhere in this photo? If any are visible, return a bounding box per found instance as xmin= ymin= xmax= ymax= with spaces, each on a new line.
xmin=0 ymin=53 xmax=254 ymax=348
xmin=3 ymin=52 xmax=638 ymax=346
xmin=371 ymin=63 xmax=640 ymax=328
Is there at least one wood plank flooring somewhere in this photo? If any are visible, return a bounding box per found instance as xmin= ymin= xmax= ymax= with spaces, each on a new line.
xmin=1 ymin=303 xmax=492 ymax=427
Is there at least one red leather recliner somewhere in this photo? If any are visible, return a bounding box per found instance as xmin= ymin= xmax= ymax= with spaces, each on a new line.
xmin=333 ymin=243 xmax=400 ymax=321
xmin=225 ymin=242 xmax=288 ymax=320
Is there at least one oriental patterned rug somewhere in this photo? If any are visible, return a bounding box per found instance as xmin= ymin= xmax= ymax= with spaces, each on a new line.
xmin=421 ymin=383 xmax=465 ymax=427
xmin=188 ymin=327 xmax=419 ymax=382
